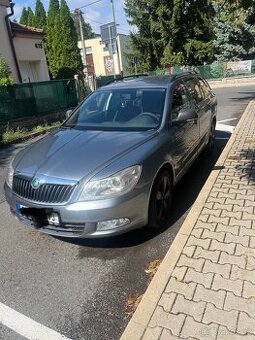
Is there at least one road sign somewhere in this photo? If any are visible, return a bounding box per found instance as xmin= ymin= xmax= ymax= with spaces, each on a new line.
xmin=100 ymin=22 xmax=117 ymax=43
xmin=133 ymin=56 xmax=138 ymax=65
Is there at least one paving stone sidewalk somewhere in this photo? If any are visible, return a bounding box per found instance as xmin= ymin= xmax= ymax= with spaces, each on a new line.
xmin=121 ymin=102 xmax=255 ymax=340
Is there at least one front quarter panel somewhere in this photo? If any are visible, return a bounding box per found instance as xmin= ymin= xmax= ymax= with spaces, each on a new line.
xmin=83 ymin=131 xmax=176 ymax=211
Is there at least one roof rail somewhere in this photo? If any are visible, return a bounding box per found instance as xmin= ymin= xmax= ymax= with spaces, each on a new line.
xmin=104 ymin=73 xmax=149 ymax=86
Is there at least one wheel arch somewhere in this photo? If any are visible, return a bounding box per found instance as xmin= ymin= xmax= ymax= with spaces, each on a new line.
xmin=146 ymin=162 xmax=175 ymax=228
xmin=146 ymin=162 xmax=175 ymax=212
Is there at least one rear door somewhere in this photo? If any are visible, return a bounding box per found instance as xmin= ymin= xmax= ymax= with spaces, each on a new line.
xmin=198 ymin=78 xmax=214 ymax=139
xmin=184 ymin=77 xmax=211 ymax=143
xmin=168 ymin=80 xmax=200 ymax=176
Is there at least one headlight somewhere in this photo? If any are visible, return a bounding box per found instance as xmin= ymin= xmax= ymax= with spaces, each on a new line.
xmin=6 ymin=164 xmax=14 ymax=189
xmin=79 ymin=165 xmax=142 ymax=201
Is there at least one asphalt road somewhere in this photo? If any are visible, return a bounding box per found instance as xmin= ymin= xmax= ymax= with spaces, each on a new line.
xmin=0 ymin=85 xmax=255 ymax=340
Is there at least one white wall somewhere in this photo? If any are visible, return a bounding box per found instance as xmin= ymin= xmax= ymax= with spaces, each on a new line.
xmin=0 ymin=3 xmax=19 ymax=82
xmin=14 ymin=36 xmax=50 ymax=82
xmin=78 ymin=35 xmax=131 ymax=77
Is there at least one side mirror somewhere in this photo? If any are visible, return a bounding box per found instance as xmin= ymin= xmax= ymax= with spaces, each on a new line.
xmin=66 ymin=109 xmax=72 ymax=119
xmin=174 ymin=108 xmax=198 ymax=123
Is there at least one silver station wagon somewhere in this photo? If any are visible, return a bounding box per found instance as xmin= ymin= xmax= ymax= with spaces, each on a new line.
xmin=5 ymin=74 xmax=217 ymax=238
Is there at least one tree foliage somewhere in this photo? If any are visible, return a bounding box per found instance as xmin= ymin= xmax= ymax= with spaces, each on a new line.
xmin=45 ymin=0 xmax=83 ymax=79
xmin=125 ymin=0 xmax=215 ymax=70
xmin=34 ymin=0 xmax=46 ymax=29
xmin=0 ymin=55 xmax=13 ymax=85
xmin=19 ymin=7 xmax=28 ymax=25
xmin=71 ymin=13 xmax=95 ymax=41
xmin=125 ymin=0 xmax=255 ymax=69
xmin=27 ymin=7 xmax=35 ymax=27
xmin=214 ymin=0 xmax=255 ymax=60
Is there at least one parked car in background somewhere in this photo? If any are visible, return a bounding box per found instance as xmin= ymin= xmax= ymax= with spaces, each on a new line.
xmin=5 ymin=73 xmax=217 ymax=238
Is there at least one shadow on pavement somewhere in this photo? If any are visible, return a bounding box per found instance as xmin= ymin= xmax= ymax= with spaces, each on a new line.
xmin=58 ymin=130 xmax=231 ymax=250
xmin=230 ymin=91 xmax=255 ymax=102
xmin=237 ymin=145 xmax=255 ymax=184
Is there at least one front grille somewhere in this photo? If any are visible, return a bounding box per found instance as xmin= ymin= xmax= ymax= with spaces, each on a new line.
xmin=13 ymin=176 xmax=75 ymax=204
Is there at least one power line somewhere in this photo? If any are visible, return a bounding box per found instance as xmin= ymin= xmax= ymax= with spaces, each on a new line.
xmin=71 ymin=0 xmax=104 ymax=11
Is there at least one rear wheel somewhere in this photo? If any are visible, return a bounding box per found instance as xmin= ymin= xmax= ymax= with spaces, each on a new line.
xmin=148 ymin=170 xmax=173 ymax=229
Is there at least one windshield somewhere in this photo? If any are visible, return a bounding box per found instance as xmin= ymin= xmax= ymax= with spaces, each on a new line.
xmin=64 ymin=88 xmax=166 ymax=131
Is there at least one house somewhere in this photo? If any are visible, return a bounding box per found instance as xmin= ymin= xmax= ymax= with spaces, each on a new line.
xmin=0 ymin=0 xmax=50 ymax=83
xmin=78 ymin=34 xmax=131 ymax=77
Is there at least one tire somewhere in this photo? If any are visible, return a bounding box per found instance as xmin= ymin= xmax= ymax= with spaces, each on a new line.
xmin=148 ymin=170 xmax=173 ymax=229
xmin=204 ymin=119 xmax=216 ymax=153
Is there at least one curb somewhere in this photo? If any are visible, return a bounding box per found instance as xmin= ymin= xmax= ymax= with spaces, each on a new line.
xmin=120 ymin=100 xmax=254 ymax=340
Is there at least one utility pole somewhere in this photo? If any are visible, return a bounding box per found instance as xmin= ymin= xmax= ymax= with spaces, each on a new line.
xmin=110 ymin=0 xmax=121 ymax=75
xmin=75 ymin=9 xmax=87 ymax=77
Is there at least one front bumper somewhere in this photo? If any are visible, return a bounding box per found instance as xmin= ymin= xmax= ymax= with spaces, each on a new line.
xmin=4 ymin=183 xmax=149 ymax=238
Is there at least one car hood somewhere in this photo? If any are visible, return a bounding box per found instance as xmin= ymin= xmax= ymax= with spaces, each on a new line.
xmin=14 ymin=128 xmax=157 ymax=182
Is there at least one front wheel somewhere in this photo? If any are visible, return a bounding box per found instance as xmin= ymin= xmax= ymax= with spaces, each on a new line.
xmin=148 ymin=170 xmax=173 ymax=229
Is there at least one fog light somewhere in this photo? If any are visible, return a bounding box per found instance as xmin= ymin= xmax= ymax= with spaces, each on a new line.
xmin=97 ymin=218 xmax=130 ymax=231
xmin=47 ymin=212 xmax=60 ymax=226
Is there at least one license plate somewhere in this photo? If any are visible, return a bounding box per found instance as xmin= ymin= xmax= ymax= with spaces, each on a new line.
xmin=16 ymin=203 xmax=27 ymax=214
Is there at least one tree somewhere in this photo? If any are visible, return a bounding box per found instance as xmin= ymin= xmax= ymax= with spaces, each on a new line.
xmin=125 ymin=0 xmax=215 ymax=70
xmin=71 ymin=13 xmax=95 ymax=40
xmin=181 ymin=0 xmax=215 ymax=65
xmin=45 ymin=0 xmax=60 ymax=78
xmin=214 ymin=0 xmax=255 ymax=60
xmin=125 ymin=0 xmax=162 ymax=72
xmin=34 ymin=0 xmax=46 ymax=29
xmin=47 ymin=0 xmax=59 ymax=21
xmin=19 ymin=7 xmax=28 ymax=25
xmin=45 ymin=0 xmax=83 ymax=78
xmin=0 ymin=55 xmax=13 ymax=85
xmin=27 ymin=7 xmax=35 ymax=26
xmin=57 ymin=0 xmax=83 ymax=78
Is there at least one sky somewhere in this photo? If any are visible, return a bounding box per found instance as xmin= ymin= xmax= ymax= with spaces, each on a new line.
xmin=13 ymin=0 xmax=131 ymax=35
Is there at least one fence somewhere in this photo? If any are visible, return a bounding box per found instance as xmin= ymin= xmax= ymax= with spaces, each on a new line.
xmin=95 ymin=59 xmax=255 ymax=88
xmin=0 ymin=79 xmax=78 ymax=123
xmin=96 ymin=74 xmax=123 ymax=88
xmin=150 ymin=59 xmax=255 ymax=80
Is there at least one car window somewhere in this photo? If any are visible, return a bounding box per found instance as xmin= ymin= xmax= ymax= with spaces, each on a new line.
xmin=64 ymin=88 xmax=166 ymax=131
xmin=198 ymin=79 xmax=213 ymax=99
xmin=171 ymin=81 xmax=196 ymax=121
xmin=185 ymin=78 xmax=204 ymax=103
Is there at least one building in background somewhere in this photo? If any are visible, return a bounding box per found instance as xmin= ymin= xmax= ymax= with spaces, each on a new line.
xmin=0 ymin=0 xmax=50 ymax=83
xmin=78 ymin=34 xmax=130 ymax=77
xmin=11 ymin=22 xmax=50 ymax=83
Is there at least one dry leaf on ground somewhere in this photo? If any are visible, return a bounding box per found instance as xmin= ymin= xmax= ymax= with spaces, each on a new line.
xmin=124 ymin=294 xmax=143 ymax=317
xmin=145 ymin=259 xmax=162 ymax=280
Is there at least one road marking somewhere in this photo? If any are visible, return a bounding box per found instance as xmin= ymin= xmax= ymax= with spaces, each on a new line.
xmin=0 ymin=302 xmax=71 ymax=340
xmin=216 ymin=123 xmax=235 ymax=133
xmin=217 ymin=117 xmax=238 ymax=123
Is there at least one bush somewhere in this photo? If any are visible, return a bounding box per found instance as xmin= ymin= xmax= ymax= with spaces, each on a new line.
xmin=2 ymin=126 xmax=26 ymax=143
xmin=0 ymin=55 xmax=14 ymax=85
